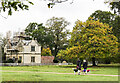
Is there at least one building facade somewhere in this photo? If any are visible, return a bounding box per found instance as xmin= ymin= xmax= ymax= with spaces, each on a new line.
xmin=4 ymin=32 xmax=41 ymax=63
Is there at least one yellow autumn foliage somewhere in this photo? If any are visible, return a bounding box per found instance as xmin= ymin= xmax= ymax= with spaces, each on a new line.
xmin=41 ymin=48 xmax=52 ymax=56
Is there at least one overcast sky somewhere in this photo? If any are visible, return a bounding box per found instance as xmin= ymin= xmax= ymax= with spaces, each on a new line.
xmin=0 ymin=0 xmax=112 ymax=37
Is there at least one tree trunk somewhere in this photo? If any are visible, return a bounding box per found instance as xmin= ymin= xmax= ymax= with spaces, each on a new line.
xmin=92 ymin=57 xmax=97 ymax=66
xmin=54 ymin=34 xmax=59 ymax=57
xmin=105 ymin=58 xmax=110 ymax=64
xmin=54 ymin=44 xmax=57 ymax=57
xmin=0 ymin=46 xmax=2 ymax=63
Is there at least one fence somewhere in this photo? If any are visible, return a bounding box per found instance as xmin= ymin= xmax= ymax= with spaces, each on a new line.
xmin=0 ymin=63 xmax=72 ymax=66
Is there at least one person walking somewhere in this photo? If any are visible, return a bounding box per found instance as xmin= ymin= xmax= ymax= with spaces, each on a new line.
xmin=83 ymin=60 xmax=88 ymax=75
xmin=77 ymin=58 xmax=81 ymax=75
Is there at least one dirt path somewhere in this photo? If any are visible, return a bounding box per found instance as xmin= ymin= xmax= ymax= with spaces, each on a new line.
xmin=1 ymin=70 xmax=120 ymax=77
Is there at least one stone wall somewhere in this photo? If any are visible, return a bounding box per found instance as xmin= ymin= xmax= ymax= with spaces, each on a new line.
xmin=41 ymin=56 xmax=54 ymax=63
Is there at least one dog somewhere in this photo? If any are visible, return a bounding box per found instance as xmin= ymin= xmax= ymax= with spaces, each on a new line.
xmin=87 ymin=69 xmax=90 ymax=72
xmin=72 ymin=68 xmax=78 ymax=72
xmin=72 ymin=68 xmax=90 ymax=75
xmin=72 ymin=68 xmax=78 ymax=75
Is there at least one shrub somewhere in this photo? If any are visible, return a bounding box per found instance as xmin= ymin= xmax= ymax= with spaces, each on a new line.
xmin=18 ymin=60 xmax=21 ymax=63
xmin=53 ymin=58 xmax=59 ymax=63
xmin=41 ymin=48 xmax=52 ymax=56
xmin=6 ymin=59 xmax=14 ymax=63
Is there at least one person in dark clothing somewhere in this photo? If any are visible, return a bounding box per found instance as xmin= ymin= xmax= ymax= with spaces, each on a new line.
xmin=76 ymin=58 xmax=81 ymax=75
xmin=83 ymin=60 xmax=88 ymax=75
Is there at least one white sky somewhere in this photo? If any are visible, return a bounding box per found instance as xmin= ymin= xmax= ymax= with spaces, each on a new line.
xmin=0 ymin=0 xmax=112 ymax=37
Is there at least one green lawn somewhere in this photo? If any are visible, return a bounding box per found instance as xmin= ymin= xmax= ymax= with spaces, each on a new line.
xmin=0 ymin=64 xmax=119 ymax=81
xmin=2 ymin=72 xmax=118 ymax=81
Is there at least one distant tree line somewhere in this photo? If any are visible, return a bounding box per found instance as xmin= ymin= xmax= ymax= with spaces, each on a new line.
xmin=0 ymin=0 xmax=120 ymax=64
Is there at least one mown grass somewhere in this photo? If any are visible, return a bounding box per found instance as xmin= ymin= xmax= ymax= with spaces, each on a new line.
xmin=0 ymin=64 xmax=119 ymax=81
xmin=1 ymin=65 xmax=119 ymax=75
xmin=0 ymin=66 xmax=2 ymax=83
xmin=2 ymin=71 xmax=118 ymax=81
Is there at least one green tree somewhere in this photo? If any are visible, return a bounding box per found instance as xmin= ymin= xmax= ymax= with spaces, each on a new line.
xmin=105 ymin=0 xmax=120 ymax=62
xmin=0 ymin=34 xmax=2 ymax=63
xmin=46 ymin=17 xmax=70 ymax=57
xmin=109 ymin=1 xmax=120 ymax=14
xmin=0 ymin=34 xmax=7 ymax=62
xmin=89 ymin=10 xmax=115 ymax=27
xmin=0 ymin=1 xmax=34 ymax=15
xmin=112 ymin=15 xmax=120 ymax=62
xmin=105 ymin=0 xmax=120 ymax=14
xmin=0 ymin=0 xmax=71 ymax=15
xmin=25 ymin=23 xmax=53 ymax=49
xmin=57 ymin=46 xmax=83 ymax=63
xmin=89 ymin=10 xmax=120 ymax=42
xmin=112 ymin=15 xmax=120 ymax=43
xmin=57 ymin=50 xmax=67 ymax=62
xmin=25 ymin=22 xmax=38 ymax=36
xmin=70 ymin=18 xmax=118 ymax=65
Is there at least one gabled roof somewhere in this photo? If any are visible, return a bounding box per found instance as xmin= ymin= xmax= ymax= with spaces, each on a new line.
xmin=22 ymin=40 xmax=31 ymax=46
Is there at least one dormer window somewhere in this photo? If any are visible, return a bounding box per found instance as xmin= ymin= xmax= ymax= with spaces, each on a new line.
xmin=31 ymin=46 xmax=35 ymax=51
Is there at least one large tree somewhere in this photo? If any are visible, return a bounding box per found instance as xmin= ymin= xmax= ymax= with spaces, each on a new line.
xmin=57 ymin=46 xmax=82 ymax=63
xmin=112 ymin=15 xmax=120 ymax=43
xmin=0 ymin=1 xmax=34 ymax=15
xmin=25 ymin=22 xmax=38 ymax=36
xmin=46 ymin=17 xmax=70 ymax=56
xmin=89 ymin=10 xmax=115 ymax=27
xmin=89 ymin=10 xmax=120 ymax=43
xmin=25 ymin=23 xmax=53 ymax=49
xmin=112 ymin=15 xmax=120 ymax=62
xmin=0 ymin=0 xmax=71 ymax=15
xmin=0 ymin=34 xmax=7 ymax=62
xmin=69 ymin=18 xmax=118 ymax=65
xmin=0 ymin=34 xmax=2 ymax=63
xmin=109 ymin=1 xmax=120 ymax=14
xmin=1 ymin=0 xmax=112 ymax=16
